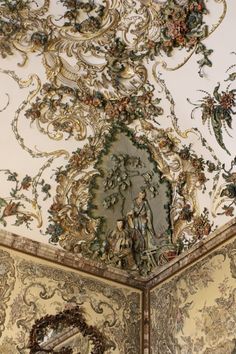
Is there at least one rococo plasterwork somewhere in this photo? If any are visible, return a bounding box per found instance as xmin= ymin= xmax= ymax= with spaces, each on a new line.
xmin=0 ymin=0 xmax=235 ymax=275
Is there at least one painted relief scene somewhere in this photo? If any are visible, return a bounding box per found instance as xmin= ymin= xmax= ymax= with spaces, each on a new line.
xmin=0 ymin=0 xmax=235 ymax=276
xmin=90 ymin=130 xmax=172 ymax=273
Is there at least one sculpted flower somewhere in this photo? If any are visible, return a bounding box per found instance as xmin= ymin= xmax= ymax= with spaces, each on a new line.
xmin=186 ymin=36 xmax=198 ymax=49
xmin=219 ymin=92 xmax=235 ymax=110
xmin=21 ymin=175 xmax=32 ymax=190
xmin=206 ymin=161 xmax=217 ymax=172
xmin=197 ymin=3 xmax=203 ymax=12
xmin=203 ymin=223 xmax=211 ymax=235
xmin=117 ymin=97 xmax=129 ymax=112
xmin=176 ymin=35 xmax=186 ymax=46
xmin=223 ymin=206 xmax=234 ymax=217
xmin=191 ymin=158 xmax=203 ymax=170
xmin=192 ymin=209 xmax=211 ymax=238
xmin=158 ymin=137 xmax=174 ymax=150
xmin=197 ymin=172 xmax=207 ymax=185
xmin=163 ymin=40 xmax=173 ymax=48
xmin=220 ymin=184 xmax=236 ymax=199
xmin=42 ymin=83 xmax=52 ymax=92
xmin=166 ymin=19 xmax=188 ymax=41
xmin=31 ymin=32 xmax=48 ymax=46
xmin=179 ymin=146 xmax=191 ymax=160
xmin=25 ymin=102 xmax=41 ymax=121
xmin=105 ymin=102 xmax=119 ymax=119
xmin=189 ymin=83 xmax=235 ymax=154
xmin=83 ymin=95 xmax=93 ymax=105
xmin=147 ymin=40 xmax=156 ymax=49
xmin=3 ymin=201 xmax=20 ymax=217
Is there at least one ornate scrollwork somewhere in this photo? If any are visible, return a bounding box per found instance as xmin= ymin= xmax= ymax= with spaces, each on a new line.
xmin=10 ymin=257 xmax=141 ymax=353
xmin=151 ymin=238 xmax=236 ymax=353
xmin=0 ymin=0 xmax=230 ymax=275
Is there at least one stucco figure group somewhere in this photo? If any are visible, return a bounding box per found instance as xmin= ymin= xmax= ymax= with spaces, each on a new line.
xmin=108 ymin=189 xmax=156 ymax=270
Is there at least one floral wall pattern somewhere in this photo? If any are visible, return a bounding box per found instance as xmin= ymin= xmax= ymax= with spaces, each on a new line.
xmin=0 ymin=249 xmax=15 ymax=339
xmin=0 ymin=0 xmax=235 ymax=275
xmin=0 ymin=245 xmax=142 ymax=354
xmin=150 ymin=235 xmax=236 ymax=354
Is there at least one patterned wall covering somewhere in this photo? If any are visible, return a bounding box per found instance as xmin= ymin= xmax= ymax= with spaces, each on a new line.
xmin=150 ymin=235 xmax=236 ymax=354
xmin=0 ymin=245 xmax=142 ymax=353
xmin=0 ymin=0 xmax=235 ymax=275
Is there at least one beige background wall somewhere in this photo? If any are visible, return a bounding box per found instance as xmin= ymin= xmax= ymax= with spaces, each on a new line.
xmin=150 ymin=236 xmax=236 ymax=354
xmin=0 ymin=245 xmax=142 ymax=353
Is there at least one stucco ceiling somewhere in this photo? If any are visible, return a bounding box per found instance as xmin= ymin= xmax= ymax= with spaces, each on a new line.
xmin=0 ymin=0 xmax=235 ymax=276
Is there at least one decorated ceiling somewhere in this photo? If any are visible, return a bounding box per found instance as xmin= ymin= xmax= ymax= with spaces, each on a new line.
xmin=0 ymin=0 xmax=235 ymax=276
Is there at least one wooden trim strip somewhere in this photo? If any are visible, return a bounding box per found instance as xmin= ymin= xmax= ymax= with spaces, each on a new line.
xmin=0 ymin=216 xmax=235 ymax=290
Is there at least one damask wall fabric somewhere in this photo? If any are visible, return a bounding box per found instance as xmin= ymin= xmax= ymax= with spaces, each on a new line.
xmin=150 ymin=236 xmax=236 ymax=354
xmin=0 ymin=245 xmax=142 ymax=354
xmin=0 ymin=0 xmax=235 ymax=275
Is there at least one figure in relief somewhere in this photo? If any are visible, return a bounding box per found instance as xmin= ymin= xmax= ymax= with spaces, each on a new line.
xmin=127 ymin=189 xmax=156 ymax=250
xmin=108 ymin=219 xmax=136 ymax=269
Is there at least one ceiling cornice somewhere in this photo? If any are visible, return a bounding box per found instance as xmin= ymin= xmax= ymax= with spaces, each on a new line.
xmin=0 ymin=216 xmax=235 ymax=290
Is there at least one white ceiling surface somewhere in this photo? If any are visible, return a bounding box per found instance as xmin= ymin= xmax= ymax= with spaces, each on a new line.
xmin=0 ymin=0 xmax=235 ymax=244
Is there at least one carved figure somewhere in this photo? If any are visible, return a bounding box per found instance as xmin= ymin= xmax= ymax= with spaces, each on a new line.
xmin=108 ymin=219 xmax=136 ymax=269
xmin=127 ymin=189 xmax=156 ymax=250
